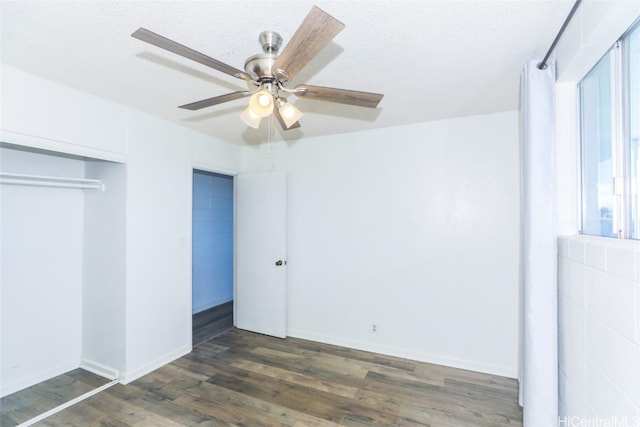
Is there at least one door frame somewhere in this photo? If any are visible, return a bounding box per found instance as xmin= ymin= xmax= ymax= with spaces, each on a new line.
xmin=187 ymin=162 xmax=238 ymax=348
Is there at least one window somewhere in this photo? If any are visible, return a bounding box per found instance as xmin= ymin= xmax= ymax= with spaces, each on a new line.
xmin=579 ymin=21 xmax=640 ymax=239
xmin=628 ymin=23 xmax=640 ymax=239
xmin=580 ymin=50 xmax=614 ymax=237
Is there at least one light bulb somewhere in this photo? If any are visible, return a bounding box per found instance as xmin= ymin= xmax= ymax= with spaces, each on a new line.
xmin=248 ymin=89 xmax=274 ymax=117
xmin=258 ymin=93 xmax=271 ymax=107
xmin=277 ymin=99 xmax=304 ymax=128
xmin=282 ymin=105 xmax=295 ymax=119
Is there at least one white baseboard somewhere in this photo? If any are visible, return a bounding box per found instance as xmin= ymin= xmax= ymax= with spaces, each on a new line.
xmin=119 ymin=344 xmax=191 ymax=385
xmin=80 ymin=359 xmax=120 ymax=380
xmin=287 ymin=328 xmax=517 ymax=379
xmin=0 ymin=361 xmax=80 ymax=398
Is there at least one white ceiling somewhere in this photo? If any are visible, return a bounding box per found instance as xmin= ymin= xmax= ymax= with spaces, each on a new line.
xmin=1 ymin=0 xmax=573 ymax=146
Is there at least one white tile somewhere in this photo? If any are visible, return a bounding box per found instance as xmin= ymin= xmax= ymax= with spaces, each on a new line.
xmin=568 ymin=343 xmax=587 ymax=396
xmin=570 ymin=261 xmax=587 ymax=307
xmin=558 ymin=375 xmax=587 ymax=417
xmin=558 ymin=397 xmax=567 ymax=419
xmin=585 ymin=401 xmax=598 ymax=420
xmin=586 ymin=360 xmax=638 ymax=418
xmin=569 ymin=238 xmax=586 ymax=263
xmin=558 ymin=258 xmax=572 ymax=298
xmin=558 ymin=376 xmax=586 ymax=418
xmin=559 ymin=295 xmax=572 ymax=341
xmin=559 ymin=332 xmax=570 ymax=381
xmin=560 ymin=305 xmax=587 ymax=397
xmin=560 ymin=372 xmax=589 ymax=419
xmin=558 ymin=236 xmax=570 ymax=259
xmin=637 ymin=349 xmax=640 ymax=417
xmin=585 ymin=240 xmax=606 ymax=271
xmin=585 ymin=269 xmax=637 ymax=343
xmin=585 ymin=315 xmax=640 ymax=405
xmin=573 ymin=303 xmax=586 ymax=352
xmin=607 ymin=243 xmax=639 ymax=281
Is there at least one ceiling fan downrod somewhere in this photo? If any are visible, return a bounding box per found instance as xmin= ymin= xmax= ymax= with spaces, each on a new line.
xmin=259 ymin=31 xmax=282 ymax=54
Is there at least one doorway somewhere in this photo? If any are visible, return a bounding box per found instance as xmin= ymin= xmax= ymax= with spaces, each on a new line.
xmin=192 ymin=169 xmax=234 ymax=345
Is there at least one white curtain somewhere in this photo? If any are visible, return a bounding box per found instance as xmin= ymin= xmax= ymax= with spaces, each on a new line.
xmin=519 ymin=60 xmax=557 ymax=426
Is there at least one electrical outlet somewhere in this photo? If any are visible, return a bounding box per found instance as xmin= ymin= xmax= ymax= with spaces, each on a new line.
xmin=372 ymin=324 xmax=377 ymax=333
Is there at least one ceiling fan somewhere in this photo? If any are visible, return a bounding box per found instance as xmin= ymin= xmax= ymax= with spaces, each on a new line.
xmin=131 ymin=6 xmax=383 ymax=130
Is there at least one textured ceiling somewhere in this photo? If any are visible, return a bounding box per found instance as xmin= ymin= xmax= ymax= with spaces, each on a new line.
xmin=1 ymin=0 xmax=573 ymax=146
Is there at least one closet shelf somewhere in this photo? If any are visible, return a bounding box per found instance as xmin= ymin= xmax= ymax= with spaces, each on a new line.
xmin=0 ymin=172 xmax=105 ymax=191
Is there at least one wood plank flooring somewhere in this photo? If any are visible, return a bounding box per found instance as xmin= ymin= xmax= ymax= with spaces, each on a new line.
xmin=8 ymin=328 xmax=522 ymax=426
xmin=192 ymin=301 xmax=234 ymax=346
xmin=0 ymin=369 xmax=112 ymax=427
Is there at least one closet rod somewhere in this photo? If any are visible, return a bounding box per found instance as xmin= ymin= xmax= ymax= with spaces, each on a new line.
xmin=0 ymin=172 xmax=105 ymax=191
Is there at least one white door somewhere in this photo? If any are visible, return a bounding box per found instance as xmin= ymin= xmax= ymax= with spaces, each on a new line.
xmin=235 ymin=172 xmax=287 ymax=338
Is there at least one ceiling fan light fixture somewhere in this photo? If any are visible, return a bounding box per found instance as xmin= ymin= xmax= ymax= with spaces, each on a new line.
xmin=132 ymin=7 xmax=383 ymax=134
xmin=249 ymin=89 xmax=274 ymax=117
xmin=240 ymin=106 xmax=262 ymax=129
xmin=278 ymin=99 xmax=304 ymax=128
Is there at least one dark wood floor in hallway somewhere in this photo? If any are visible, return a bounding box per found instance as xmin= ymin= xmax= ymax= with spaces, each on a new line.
xmin=7 ymin=328 xmax=523 ymax=426
xmin=192 ymin=301 xmax=234 ymax=346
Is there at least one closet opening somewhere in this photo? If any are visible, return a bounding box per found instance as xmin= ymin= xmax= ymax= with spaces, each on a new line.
xmin=0 ymin=143 xmax=125 ymax=424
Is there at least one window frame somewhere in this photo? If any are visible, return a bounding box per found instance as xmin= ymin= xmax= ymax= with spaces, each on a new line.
xmin=578 ymin=19 xmax=640 ymax=240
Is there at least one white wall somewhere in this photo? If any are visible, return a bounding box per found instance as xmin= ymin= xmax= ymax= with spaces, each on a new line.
xmin=243 ymin=111 xmax=521 ymax=377
xmin=1 ymin=65 xmax=244 ymax=389
xmin=122 ymin=109 xmax=241 ymax=383
xmin=82 ymin=160 xmax=127 ymax=379
xmin=3 ymin=59 xmax=520 ymax=391
xmin=0 ymin=65 xmax=127 ymax=162
xmin=1 ymin=65 xmax=130 ymax=388
xmin=558 ymin=236 xmax=639 ymax=418
xmin=554 ymin=1 xmax=640 ymax=421
xmin=0 ymin=147 xmax=85 ymax=396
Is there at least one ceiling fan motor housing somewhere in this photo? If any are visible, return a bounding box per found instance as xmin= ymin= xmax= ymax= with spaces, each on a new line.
xmin=244 ymin=53 xmax=278 ymax=82
xmin=244 ymin=31 xmax=285 ymax=83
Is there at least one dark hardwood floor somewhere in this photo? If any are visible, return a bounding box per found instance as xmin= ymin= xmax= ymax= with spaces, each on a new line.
xmin=5 ymin=327 xmax=522 ymax=426
xmin=192 ymin=301 xmax=234 ymax=346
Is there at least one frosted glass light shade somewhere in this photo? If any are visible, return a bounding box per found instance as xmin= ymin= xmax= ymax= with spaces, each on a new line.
xmin=248 ymin=89 xmax=274 ymax=117
xmin=278 ymin=100 xmax=304 ymax=128
xmin=240 ymin=106 xmax=261 ymax=129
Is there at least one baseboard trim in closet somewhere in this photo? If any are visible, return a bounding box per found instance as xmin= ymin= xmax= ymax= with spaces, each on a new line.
xmin=16 ymin=378 xmax=119 ymax=427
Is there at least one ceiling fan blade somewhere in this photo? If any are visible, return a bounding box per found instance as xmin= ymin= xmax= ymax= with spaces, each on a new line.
xmin=294 ymin=85 xmax=383 ymax=108
xmin=178 ymin=91 xmax=252 ymax=111
xmin=273 ymin=107 xmax=301 ymax=130
xmin=272 ymin=6 xmax=345 ymax=81
xmin=132 ymin=27 xmax=252 ymax=81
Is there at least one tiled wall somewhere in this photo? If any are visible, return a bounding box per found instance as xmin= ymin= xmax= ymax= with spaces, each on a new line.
xmin=558 ymin=235 xmax=640 ymax=420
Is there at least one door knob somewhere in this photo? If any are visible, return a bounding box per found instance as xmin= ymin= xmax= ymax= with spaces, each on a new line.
xmin=275 ymin=260 xmax=285 ymax=266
